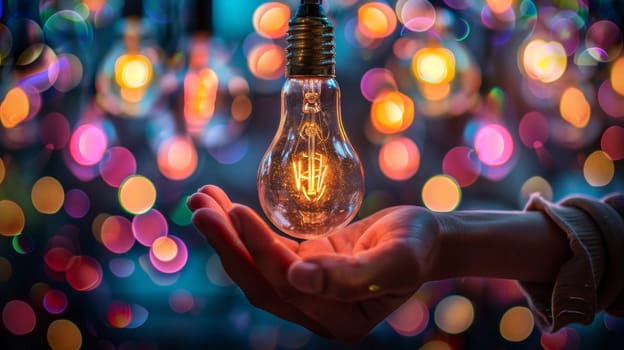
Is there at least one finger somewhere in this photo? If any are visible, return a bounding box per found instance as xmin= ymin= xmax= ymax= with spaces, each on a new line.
xmin=198 ymin=185 xmax=233 ymax=212
xmin=288 ymin=241 xmax=419 ymax=301
xmin=231 ymin=205 xmax=301 ymax=298
xmin=192 ymin=208 xmax=332 ymax=337
xmin=192 ymin=207 xmax=250 ymax=263
xmin=187 ymin=192 xmax=226 ymax=215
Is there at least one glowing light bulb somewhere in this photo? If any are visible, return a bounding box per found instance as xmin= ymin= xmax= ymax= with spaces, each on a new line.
xmin=183 ymin=35 xmax=219 ymax=136
xmin=258 ymin=0 xmax=365 ymax=239
xmin=95 ymin=17 xmax=161 ymax=117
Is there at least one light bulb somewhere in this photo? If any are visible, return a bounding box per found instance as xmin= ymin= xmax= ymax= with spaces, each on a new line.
xmin=95 ymin=17 xmax=162 ymax=117
xmin=183 ymin=35 xmax=219 ymax=136
xmin=258 ymin=0 xmax=365 ymax=239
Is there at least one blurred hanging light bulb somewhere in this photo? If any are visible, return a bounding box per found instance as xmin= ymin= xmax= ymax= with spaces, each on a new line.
xmin=95 ymin=0 xmax=162 ymax=117
xmin=183 ymin=39 xmax=218 ymax=136
xmin=257 ymin=0 xmax=365 ymax=239
xmin=183 ymin=0 xmax=218 ymax=137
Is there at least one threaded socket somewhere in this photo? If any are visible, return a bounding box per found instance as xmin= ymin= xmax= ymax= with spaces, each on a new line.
xmin=286 ymin=13 xmax=335 ymax=77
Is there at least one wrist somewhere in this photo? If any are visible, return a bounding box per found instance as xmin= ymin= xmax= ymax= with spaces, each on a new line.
xmin=431 ymin=210 xmax=570 ymax=283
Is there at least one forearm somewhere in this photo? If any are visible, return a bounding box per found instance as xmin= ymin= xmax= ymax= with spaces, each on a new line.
xmin=432 ymin=210 xmax=571 ymax=283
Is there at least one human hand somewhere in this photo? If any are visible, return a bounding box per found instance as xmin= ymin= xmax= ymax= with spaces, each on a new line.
xmin=188 ymin=185 xmax=441 ymax=342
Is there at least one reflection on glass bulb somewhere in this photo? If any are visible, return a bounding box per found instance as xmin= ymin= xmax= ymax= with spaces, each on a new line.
xmin=258 ymin=78 xmax=364 ymax=239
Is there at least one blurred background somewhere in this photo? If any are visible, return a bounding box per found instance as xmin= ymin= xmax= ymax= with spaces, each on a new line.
xmin=0 ymin=0 xmax=623 ymax=348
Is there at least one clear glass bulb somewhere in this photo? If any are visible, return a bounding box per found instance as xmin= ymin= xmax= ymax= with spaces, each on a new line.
xmin=258 ymin=77 xmax=365 ymax=239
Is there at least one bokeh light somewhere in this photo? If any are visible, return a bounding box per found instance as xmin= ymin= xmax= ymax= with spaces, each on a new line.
xmin=253 ymin=2 xmax=290 ymax=39
xmin=152 ymin=236 xmax=178 ymax=262
xmin=99 ymin=146 xmax=137 ymax=187
xmin=43 ymin=289 xmax=68 ymax=314
xmin=540 ymin=328 xmax=569 ymax=350
xmin=157 ymin=136 xmax=198 ymax=180
xmin=474 ymin=124 xmax=514 ymax=166
xmin=422 ymin=175 xmax=461 ymax=212
xmin=583 ymin=150 xmax=615 ymax=187
xmin=412 ymin=48 xmax=456 ymax=85
xmin=378 ymin=137 xmax=421 ymax=181
xmin=499 ymin=306 xmax=534 ymax=342
xmin=419 ymin=340 xmax=452 ymax=350
xmin=45 ymin=247 xmax=74 ymax=272
xmin=442 ymin=146 xmax=481 ymax=187
xmin=107 ymin=301 xmax=133 ymax=328
xmin=522 ymin=39 xmax=567 ymax=83
xmin=611 ymin=56 xmax=624 ymax=95
xmin=65 ymin=255 xmax=103 ymax=292
xmin=69 ymin=123 xmax=108 ymax=166
xmin=109 ymin=257 xmax=135 ymax=278
xmin=247 ymin=43 xmax=285 ymax=80
xmin=31 ymin=176 xmax=65 ymax=214
xmin=371 ymin=90 xmax=415 ymax=134
xmin=63 ymin=189 xmax=90 ymax=219
xmin=101 ymin=215 xmax=135 ymax=254
xmin=518 ymin=111 xmax=549 ymax=149
xmin=598 ymin=79 xmax=624 ymax=118
xmin=47 ymin=319 xmax=82 ymax=350
xmin=486 ymin=0 xmax=513 ymax=15
xmin=118 ymin=175 xmax=157 ymax=215
xmin=520 ymin=176 xmax=553 ymax=202
xmin=360 ymin=68 xmax=397 ymax=102
xmin=132 ymin=209 xmax=168 ymax=247
xmin=127 ymin=304 xmax=149 ymax=329
xmin=40 ymin=112 xmax=71 ymax=150
xmin=115 ymin=54 xmax=153 ymax=90
xmin=601 ymin=125 xmax=624 ymax=160
xmin=358 ymin=2 xmax=397 ymax=39
xmin=2 ymin=300 xmax=36 ymax=335
xmin=0 ymin=200 xmax=26 ymax=237
xmin=387 ymin=296 xmax=429 ymax=336
xmin=169 ymin=289 xmax=195 ymax=314
xmin=53 ymin=53 xmax=84 ymax=92
xmin=434 ymin=294 xmax=474 ymax=334
xmin=559 ymin=87 xmax=590 ymax=128
xmin=0 ymin=87 xmax=30 ymax=128
xmin=149 ymin=235 xmax=188 ymax=274
xmin=585 ymin=20 xmax=623 ymax=62
xmin=396 ymin=0 xmax=436 ymax=32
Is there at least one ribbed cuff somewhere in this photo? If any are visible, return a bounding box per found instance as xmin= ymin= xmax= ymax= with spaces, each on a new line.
xmin=561 ymin=195 xmax=624 ymax=314
xmin=518 ymin=194 xmax=603 ymax=332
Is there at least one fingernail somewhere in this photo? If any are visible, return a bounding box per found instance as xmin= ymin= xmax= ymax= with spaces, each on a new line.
xmin=289 ymin=262 xmax=322 ymax=294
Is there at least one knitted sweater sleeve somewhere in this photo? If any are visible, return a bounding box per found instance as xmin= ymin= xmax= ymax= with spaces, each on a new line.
xmin=518 ymin=193 xmax=624 ymax=332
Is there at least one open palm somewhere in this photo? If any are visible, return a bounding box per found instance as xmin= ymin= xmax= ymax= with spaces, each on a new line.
xmin=188 ymin=185 xmax=440 ymax=342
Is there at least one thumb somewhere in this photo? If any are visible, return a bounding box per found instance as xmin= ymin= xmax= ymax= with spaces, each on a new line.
xmin=288 ymin=241 xmax=419 ymax=301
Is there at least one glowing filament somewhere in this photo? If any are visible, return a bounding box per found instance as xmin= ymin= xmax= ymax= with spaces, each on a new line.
xmin=292 ymin=143 xmax=328 ymax=201
xmin=292 ymin=84 xmax=329 ymax=202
